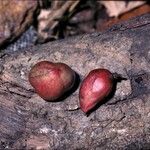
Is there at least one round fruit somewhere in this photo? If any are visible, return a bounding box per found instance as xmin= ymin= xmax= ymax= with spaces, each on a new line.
xmin=29 ymin=61 xmax=75 ymax=101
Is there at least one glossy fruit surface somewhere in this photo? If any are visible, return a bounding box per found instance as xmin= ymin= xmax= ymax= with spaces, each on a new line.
xmin=79 ymin=69 xmax=113 ymax=113
xmin=29 ymin=61 xmax=75 ymax=101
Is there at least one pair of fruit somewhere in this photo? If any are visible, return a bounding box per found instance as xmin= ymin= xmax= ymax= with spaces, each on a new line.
xmin=29 ymin=61 xmax=114 ymax=113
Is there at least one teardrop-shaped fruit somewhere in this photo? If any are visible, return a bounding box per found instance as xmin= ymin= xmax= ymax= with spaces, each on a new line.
xmin=29 ymin=61 xmax=75 ymax=101
xmin=79 ymin=69 xmax=113 ymax=113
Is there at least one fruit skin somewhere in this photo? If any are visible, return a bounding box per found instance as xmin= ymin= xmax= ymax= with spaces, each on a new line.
xmin=79 ymin=69 xmax=113 ymax=113
xmin=28 ymin=61 xmax=75 ymax=101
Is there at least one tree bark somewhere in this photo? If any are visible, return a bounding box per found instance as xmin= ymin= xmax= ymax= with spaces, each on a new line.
xmin=0 ymin=14 xmax=150 ymax=150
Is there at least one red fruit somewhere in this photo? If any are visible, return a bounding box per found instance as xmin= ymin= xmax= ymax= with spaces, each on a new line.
xmin=29 ymin=61 xmax=75 ymax=101
xmin=79 ymin=69 xmax=113 ymax=113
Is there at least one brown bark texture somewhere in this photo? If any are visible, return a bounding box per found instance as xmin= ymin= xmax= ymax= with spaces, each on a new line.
xmin=0 ymin=14 xmax=150 ymax=150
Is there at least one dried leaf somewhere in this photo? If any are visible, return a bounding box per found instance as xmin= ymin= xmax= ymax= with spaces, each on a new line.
xmin=0 ymin=0 xmax=38 ymax=47
xmin=100 ymin=1 xmax=146 ymax=17
xmin=37 ymin=1 xmax=79 ymax=42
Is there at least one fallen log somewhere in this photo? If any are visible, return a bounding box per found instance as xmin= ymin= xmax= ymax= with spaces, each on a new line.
xmin=0 ymin=13 xmax=150 ymax=149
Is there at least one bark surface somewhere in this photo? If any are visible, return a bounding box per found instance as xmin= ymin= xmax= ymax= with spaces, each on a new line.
xmin=0 ymin=14 xmax=150 ymax=149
